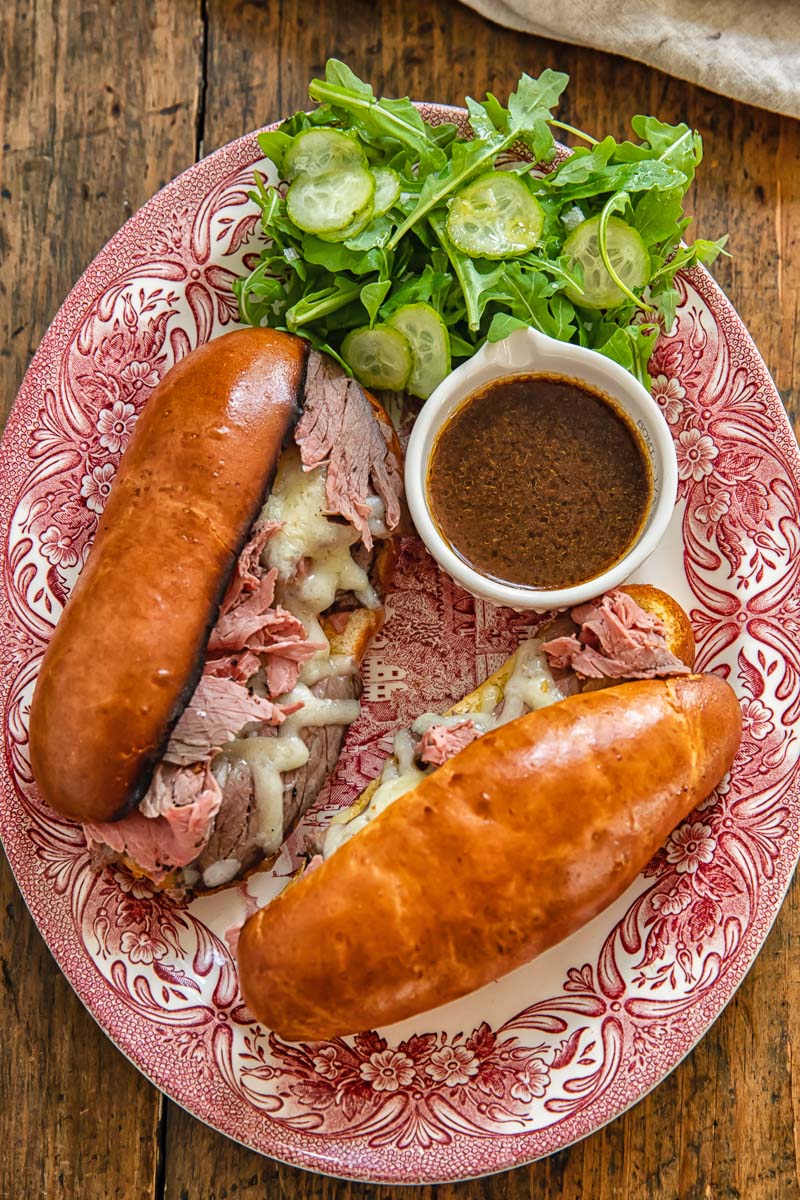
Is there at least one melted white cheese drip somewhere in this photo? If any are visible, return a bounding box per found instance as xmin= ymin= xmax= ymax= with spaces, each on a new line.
xmin=262 ymin=449 xmax=378 ymax=648
xmin=410 ymin=711 xmax=495 ymax=735
xmin=323 ymin=767 xmax=426 ymax=858
xmin=203 ymin=448 xmax=379 ymax=853
xmin=495 ymin=640 xmax=564 ymax=724
xmin=221 ymin=735 xmax=310 ymax=853
xmin=320 ymin=640 xmax=565 ymax=860
xmin=277 ymin=683 xmax=362 ymax=740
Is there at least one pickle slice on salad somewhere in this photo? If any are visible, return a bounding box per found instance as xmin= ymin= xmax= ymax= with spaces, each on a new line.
xmin=287 ymin=166 xmax=375 ymax=237
xmin=371 ymin=167 xmax=401 ymax=216
xmin=342 ymin=325 xmax=413 ymax=390
xmin=284 ymin=128 xmax=366 ymax=180
xmin=446 ymin=171 xmax=545 ymax=259
xmin=563 ymin=215 xmax=651 ymax=310
xmin=386 ymin=302 xmax=450 ymax=399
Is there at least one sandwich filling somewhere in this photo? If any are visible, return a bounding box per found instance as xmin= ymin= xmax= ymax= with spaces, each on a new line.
xmin=83 ymin=352 xmax=402 ymax=888
xmin=317 ymin=589 xmax=690 ymax=861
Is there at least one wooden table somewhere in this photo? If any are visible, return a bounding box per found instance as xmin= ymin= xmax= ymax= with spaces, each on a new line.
xmin=2 ymin=2 xmax=798 ymax=1197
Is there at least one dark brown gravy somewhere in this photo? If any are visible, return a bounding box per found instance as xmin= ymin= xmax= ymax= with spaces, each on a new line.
xmin=427 ymin=373 xmax=652 ymax=589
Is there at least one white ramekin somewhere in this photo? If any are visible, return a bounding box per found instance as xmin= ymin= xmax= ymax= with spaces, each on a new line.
xmin=405 ymin=325 xmax=678 ymax=612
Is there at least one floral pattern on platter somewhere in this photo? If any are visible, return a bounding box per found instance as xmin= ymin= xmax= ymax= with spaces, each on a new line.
xmin=1 ymin=106 xmax=800 ymax=1184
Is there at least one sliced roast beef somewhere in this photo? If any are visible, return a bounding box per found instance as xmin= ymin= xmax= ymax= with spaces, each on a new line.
xmin=195 ymin=758 xmax=265 ymax=879
xmin=84 ymin=763 xmax=222 ymax=881
xmin=418 ymin=719 xmax=480 ymax=766
xmin=541 ymin=590 xmax=690 ymax=679
xmin=196 ymin=673 xmax=361 ymax=880
xmin=164 ymin=675 xmax=290 ymax=766
xmin=296 ymin=351 xmax=402 ymax=551
xmin=220 ymin=520 xmax=282 ymax=611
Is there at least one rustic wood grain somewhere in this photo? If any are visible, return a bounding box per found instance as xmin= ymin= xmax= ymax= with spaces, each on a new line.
xmin=0 ymin=0 xmax=202 ymax=1197
xmin=2 ymin=0 xmax=799 ymax=1197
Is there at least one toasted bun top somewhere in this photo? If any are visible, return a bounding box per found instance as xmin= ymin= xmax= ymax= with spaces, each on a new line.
xmin=238 ymin=673 xmax=742 ymax=1040
xmin=30 ymin=329 xmax=308 ymax=824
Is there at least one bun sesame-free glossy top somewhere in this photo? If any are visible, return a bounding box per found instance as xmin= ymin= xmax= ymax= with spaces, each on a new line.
xmin=30 ymin=329 xmax=308 ymax=825
xmin=238 ymin=673 xmax=741 ymax=1040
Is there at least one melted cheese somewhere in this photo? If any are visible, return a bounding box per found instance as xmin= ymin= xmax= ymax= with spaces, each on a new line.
xmin=300 ymin=654 xmax=357 ymax=686
xmin=320 ymin=640 xmax=565 ymax=862
xmin=410 ymin=711 xmax=495 ymax=735
xmin=261 ymin=449 xmax=376 ymax=647
xmin=322 ymin=766 xmax=426 ymax=858
xmin=202 ymin=858 xmax=242 ymax=889
xmin=277 ymin=682 xmax=362 ymax=739
xmin=496 ymin=640 xmax=564 ymax=724
xmin=222 ymin=735 xmax=310 ymax=853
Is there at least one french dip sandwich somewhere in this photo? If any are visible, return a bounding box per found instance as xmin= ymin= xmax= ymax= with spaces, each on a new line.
xmin=29 ymin=329 xmax=403 ymax=891
xmin=237 ymin=586 xmax=742 ymax=1039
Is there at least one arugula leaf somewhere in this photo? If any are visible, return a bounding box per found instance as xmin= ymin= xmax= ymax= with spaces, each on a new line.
xmin=301 ymin=235 xmax=387 ymax=276
xmin=308 ymin=61 xmax=445 ymax=171
xmin=360 ymin=280 xmax=392 ymax=325
xmin=323 ymin=59 xmax=374 ymax=97
xmin=379 ymin=264 xmax=452 ymax=317
xmin=466 ymin=96 xmax=499 ymax=141
xmin=257 ymin=130 xmax=293 ymax=175
xmin=692 ymin=235 xmax=730 ymax=265
xmin=232 ymin=266 xmax=289 ymax=326
xmin=506 ymin=70 xmax=569 ymax=161
xmin=285 ymin=278 xmax=362 ymax=331
xmin=449 ymin=330 xmax=482 ymax=358
xmin=486 ymin=312 xmax=531 ymax=342
xmin=591 ymin=321 xmax=661 ymax=388
xmin=633 ymin=187 xmax=687 ymax=246
xmin=470 ymin=70 xmax=568 ymax=160
xmin=536 ymin=159 xmax=687 ymax=206
xmin=648 ymin=281 xmax=680 ymax=332
xmin=543 ymin=137 xmax=616 ymax=185
xmin=547 ymin=292 xmax=579 ymax=340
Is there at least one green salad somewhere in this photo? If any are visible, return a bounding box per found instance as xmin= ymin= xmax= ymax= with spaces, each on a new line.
xmin=234 ymin=60 xmax=728 ymax=396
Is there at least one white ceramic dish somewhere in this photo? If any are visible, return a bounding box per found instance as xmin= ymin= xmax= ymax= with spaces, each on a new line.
xmin=405 ymin=326 xmax=679 ymax=611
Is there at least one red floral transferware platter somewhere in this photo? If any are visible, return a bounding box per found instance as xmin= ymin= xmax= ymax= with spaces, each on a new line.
xmin=2 ymin=104 xmax=799 ymax=1185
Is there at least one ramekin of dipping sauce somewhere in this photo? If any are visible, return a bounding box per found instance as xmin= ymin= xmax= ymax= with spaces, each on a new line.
xmin=405 ymin=326 xmax=678 ymax=612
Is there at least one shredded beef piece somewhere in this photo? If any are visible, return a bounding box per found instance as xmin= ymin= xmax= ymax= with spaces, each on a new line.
xmin=208 ymin=562 xmax=324 ymax=698
xmin=295 ymin=351 xmax=402 ymax=551
xmin=83 ymin=763 xmax=222 ymax=880
xmin=418 ymin=720 xmax=480 ymax=766
xmin=220 ymin=520 xmax=282 ymax=611
xmin=164 ymin=675 xmax=289 ymax=766
xmin=195 ymin=759 xmax=264 ymax=878
xmin=541 ymin=590 xmax=690 ymax=679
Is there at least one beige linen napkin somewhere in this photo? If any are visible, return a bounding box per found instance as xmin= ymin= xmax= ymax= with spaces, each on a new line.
xmin=458 ymin=0 xmax=800 ymax=119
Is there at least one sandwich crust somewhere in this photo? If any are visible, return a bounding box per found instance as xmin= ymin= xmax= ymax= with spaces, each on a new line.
xmin=30 ymin=329 xmax=308 ymax=825
xmin=238 ymin=673 xmax=741 ymax=1040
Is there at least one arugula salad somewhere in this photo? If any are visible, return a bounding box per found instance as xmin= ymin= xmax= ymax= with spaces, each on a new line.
xmin=234 ymin=60 xmax=727 ymax=396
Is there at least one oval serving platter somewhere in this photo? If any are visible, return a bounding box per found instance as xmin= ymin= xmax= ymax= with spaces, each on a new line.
xmin=1 ymin=106 xmax=799 ymax=1184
